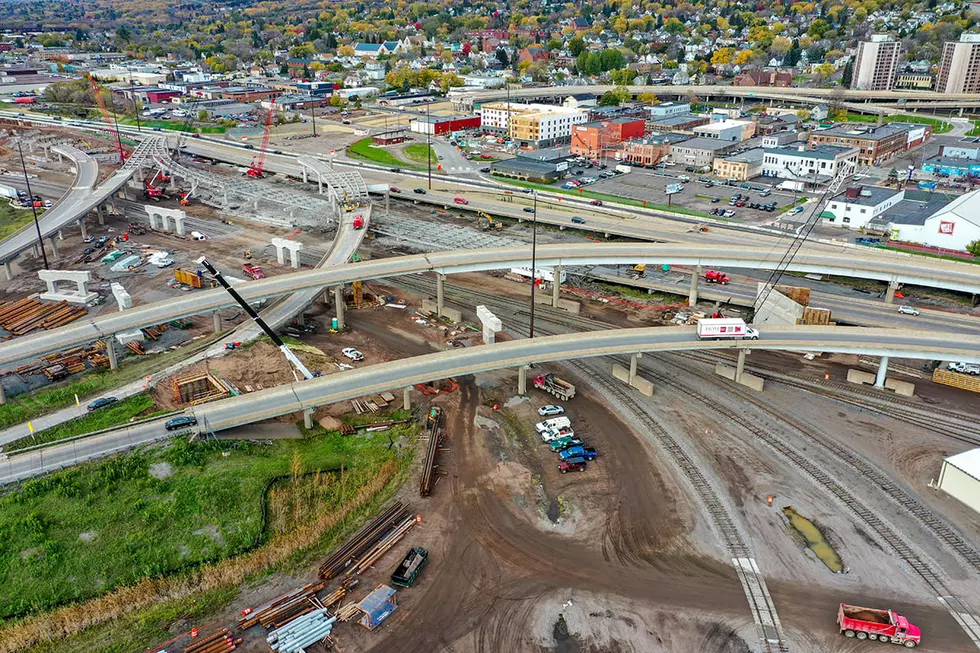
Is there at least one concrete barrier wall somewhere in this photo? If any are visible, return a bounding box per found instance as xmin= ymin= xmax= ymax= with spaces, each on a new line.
xmin=755 ymin=284 xmax=804 ymax=325
xmin=631 ymin=375 xmax=655 ymax=396
xmin=847 ymin=369 xmax=876 ymax=385
xmin=612 ymin=363 xmax=631 ymax=383
xmin=885 ymin=378 xmax=915 ymax=396
xmin=715 ymin=363 xmax=737 ymax=380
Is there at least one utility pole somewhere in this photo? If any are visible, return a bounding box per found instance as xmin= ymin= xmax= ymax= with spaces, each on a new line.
xmin=529 ymin=189 xmax=538 ymax=338
xmin=426 ymin=102 xmax=432 ymax=190
xmin=310 ymin=100 xmax=317 ymax=137
xmin=128 ymin=71 xmax=141 ymax=133
xmin=18 ymin=142 xmax=49 ymax=270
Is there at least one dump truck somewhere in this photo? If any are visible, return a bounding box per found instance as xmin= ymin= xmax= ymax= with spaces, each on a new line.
xmin=705 ymin=270 xmax=730 ymax=284
xmin=837 ymin=603 xmax=921 ymax=647
xmin=696 ymin=318 xmax=759 ymax=340
xmin=174 ymin=268 xmax=205 ymax=288
xmin=242 ymin=264 xmax=265 ymax=280
xmin=533 ymin=373 xmax=576 ymax=401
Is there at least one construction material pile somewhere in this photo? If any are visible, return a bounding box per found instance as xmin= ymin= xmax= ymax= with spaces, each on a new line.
xmin=14 ymin=342 xmax=109 ymax=379
xmin=183 ymin=628 xmax=241 ymax=653
xmin=419 ymin=407 xmax=443 ymax=497
xmin=319 ymin=502 xmax=411 ymax=579
xmin=0 ymin=298 xmax=87 ymax=336
xmin=267 ymin=609 xmax=337 ymax=653
xmin=238 ymin=581 xmax=326 ymax=630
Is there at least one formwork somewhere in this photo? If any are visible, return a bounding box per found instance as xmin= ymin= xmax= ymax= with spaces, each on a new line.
xmin=173 ymin=372 xmax=231 ymax=405
xmin=933 ymin=369 xmax=980 ymax=394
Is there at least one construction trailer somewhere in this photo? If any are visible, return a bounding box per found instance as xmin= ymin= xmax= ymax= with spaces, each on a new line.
xmin=937 ymin=448 xmax=980 ymax=516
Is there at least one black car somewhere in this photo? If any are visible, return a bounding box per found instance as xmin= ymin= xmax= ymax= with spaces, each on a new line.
xmin=413 ymin=188 xmax=426 ymax=194
xmin=390 ymin=167 xmax=401 ymax=173
xmin=87 ymin=397 xmax=118 ymax=412
xmin=165 ymin=416 xmax=198 ymax=431
xmin=480 ymin=167 xmax=491 ymax=173
xmin=523 ymin=206 xmax=535 ymax=213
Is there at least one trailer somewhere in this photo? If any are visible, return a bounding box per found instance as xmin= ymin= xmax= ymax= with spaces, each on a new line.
xmin=696 ymin=318 xmax=759 ymax=340
xmin=509 ymin=267 xmax=568 ymax=283
xmin=174 ymin=268 xmax=205 ymax=288
xmin=838 ymin=603 xmax=921 ymax=647
xmin=533 ymin=373 xmax=576 ymax=401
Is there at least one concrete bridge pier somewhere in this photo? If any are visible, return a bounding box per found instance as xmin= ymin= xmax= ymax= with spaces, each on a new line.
xmin=629 ymin=353 xmax=642 ymax=383
xmin=57 ymin=230 xmax=64 ymax=241
xmin=735 ymin=349 xmax=747 ymax=382
xmin=212 ymin=311 xmax=222 ymax=333
xmin=0 ymin=379 xmax=6 ymax=405
xmin=334 ymin=285 xmax=345 ymax=330
xmin=48 ymin=236 xmax=60 ymax=260
xmin=96 ymin=204 xmax=106 ymax=225
xmin=106 ymin=339 xmax=118 ymax=370
xmin=403 ymin=386 xmax=412 ymax=411
xmin=436 ymin=273 xmax=445 ymax=317
xmin=885 ymin=280 xmax=900 ymax=304
xmin=874 ymin=356 xmax=889 ymax=388
xmin=78 ymin=218 xmax=87 ymax=241
xmin=385 ymin=191 xmax=390 ymax=217
xmin=689 ymin=265 xmax=701 ymax=307
xmin=2 ymin=261 xmax=13 ymax=281
xmin=552 ymin=265 xmax=563 ymax=308
xmin=303 ymin=409 xmax=315 ymax=430
xmin=518 ymin=364 xmax=527 ymax=395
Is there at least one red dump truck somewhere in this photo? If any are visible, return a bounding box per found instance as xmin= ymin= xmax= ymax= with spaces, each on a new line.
xmin=533 ymin=373 xmax=576 ymax=401
xmin=243 ymin=264 xmax=265 ymax=280
xmin=838 ymin=603 xmax=921 ymax=647
xmin=705 ymin=269 xmax=730 ymax=284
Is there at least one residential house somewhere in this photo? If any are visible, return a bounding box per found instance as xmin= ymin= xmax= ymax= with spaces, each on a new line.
xmin=734 ymin=69 xmax=793 ymax=87
xmin=519 ymin=46 xmax=549 ymax=65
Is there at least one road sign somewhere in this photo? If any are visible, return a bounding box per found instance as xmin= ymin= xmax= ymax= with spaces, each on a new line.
xmin=665 ymin=183 xmax=683 ymax=195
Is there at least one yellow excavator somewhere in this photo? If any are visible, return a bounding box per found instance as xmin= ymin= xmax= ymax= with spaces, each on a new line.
xmin=478 ymin=211 xmax=503 ymax=231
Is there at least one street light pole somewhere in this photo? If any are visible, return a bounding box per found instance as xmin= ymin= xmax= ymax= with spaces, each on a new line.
xmin=426 ymin=103 xmax=432 ymax=190
xmin=129 ymin=71 xmax=141 ymax=133
xmin=310 ymin=100 xmax=317 ymax=137
xmin=529 ymin=189 xmax=538 ymax=338
xmin=18 ymin=142 xmax=49 ymax=270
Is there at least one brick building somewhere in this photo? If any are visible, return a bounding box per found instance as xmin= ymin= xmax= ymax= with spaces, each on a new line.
xmin=570 ymin=118 xmax=646 ymax=157
xmin=808 ymin=124 xmax=930 ymax=166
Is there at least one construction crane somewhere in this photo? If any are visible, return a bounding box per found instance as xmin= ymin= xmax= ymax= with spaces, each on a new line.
xmin=754 ymin=159 xmax=856 ymax=315
xmin=195 ymin=257 xmax=315 ymax=382
xmin=89 ymin=76 xmax=127 ymax=164
xmin=248 ymin=101 xmax=276 ymax=178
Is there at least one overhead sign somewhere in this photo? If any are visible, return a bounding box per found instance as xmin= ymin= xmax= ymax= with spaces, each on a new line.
xmin=939 ymin=221 xmax=955 ymax=235
xmin=665 ymin=183 xmax=683 ymax=195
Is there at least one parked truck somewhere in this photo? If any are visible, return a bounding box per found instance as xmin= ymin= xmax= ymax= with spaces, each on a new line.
xmin=696 ymin=318 xmax=759 ymax=340
xmin=242 ymin=264 xmax=265 ymax=280
xmin=533 ymin=373 xmax=576 ymax=401
xmin=837 ymin=603 xmax=921 ymax=647
xmin=174 ymin=268 xmax=205 ymax=289
xmin=0 ymin=183 xmax=19 ymax=199
xmin=615 ymin=164 xmax=632 ymax=174
xmin=705 ymin=270 xmax=730 ymax=285
xmin=559 ymin=446 xmax=597 ymax=461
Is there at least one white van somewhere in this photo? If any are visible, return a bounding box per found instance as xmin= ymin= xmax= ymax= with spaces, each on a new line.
xmin=535 ymin=416 xmax=571 ymax=433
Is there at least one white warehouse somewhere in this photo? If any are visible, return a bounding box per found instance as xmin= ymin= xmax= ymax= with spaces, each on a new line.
xmin=938 ymin=448 xmax=980 ymax=516
xmin=884 ymin=189 xmax=980 ymax=252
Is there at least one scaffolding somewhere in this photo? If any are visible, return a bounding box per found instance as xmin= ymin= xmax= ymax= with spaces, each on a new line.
xmin=173 ymin=372 xmax=231 ymax=405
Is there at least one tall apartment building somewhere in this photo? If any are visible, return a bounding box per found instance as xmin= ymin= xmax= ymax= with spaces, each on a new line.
xmin=851 ymin=35 xmax=901 ymax=91
xmin=479 ymin=102 xmax=587 ymax=148
xmin=937 ymin=34 xmax=980 ymax=94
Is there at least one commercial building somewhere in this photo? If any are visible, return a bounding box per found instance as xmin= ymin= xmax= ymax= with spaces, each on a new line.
xmin=649 ymin=102 xmax=690 ymax=119
xmin=693 ymin=119 xmax=756 ymax=142
xmin=876 ymin=189 xmax=980 ymax=250
xmin=570 ymin=118 xmax=646 ymax=157
xmin=668 ymin=138 xmax=739 ymax=169
xmin=479 ymin=102 xmax=587 ymax=148
xmin=647 ymin=113 xmax=709 ymax=134
xmin=895 ymin=73 xmax=934 ymax=90
xmin=939 ymin=138 xmax=980 ymax=160
xmin=377 ymin=92 xmax=435 ymax=107
xmin=713 ymin=149 xmax=765 ymax=181
xmin=762 ymin=144 xmax=859 ymax=182
xmin=490 ymin=156 xmax=565 ymax=183
xmin=851 ymin=35 xmax=901 ymax=91
xmin=937 ymin=34 xmax=980 ymax=94
xmin=938 ymin=448 xmax=980 ymax=516
xmin=821 ymin=186 xmax=904 ymax=229
xmin=761 ymin=131 xmax=803 ymax=148
xmin=621 ymin=133 xmax=690 ymax=167
xmin=921 ymin=156 xmax=980 ymax=178
xmin=409 ymin=115 xmax=481 ymax=136
xmin=808 ymin=124 xmax=924 ymax=166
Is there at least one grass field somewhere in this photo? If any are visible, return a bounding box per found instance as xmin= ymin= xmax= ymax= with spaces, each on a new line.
xmin=0 ymin=203 xmax=42 ymax=240
xmin=3 ymin=394 xmax=160 ymax=453
xmin=840 ymin=113 xmax=952 ymax=134
xmin=118 ymin=118 xmax=228 ymax=134
xmin=0 ymin=420 xmax=413 ymax=621
xmin=346 ymin=137 xmax=411 ymax=166
xmin=402 ymin=143 xmax=438 ymax=165
xmin=967 ymin=122 xmax=980 ymax=137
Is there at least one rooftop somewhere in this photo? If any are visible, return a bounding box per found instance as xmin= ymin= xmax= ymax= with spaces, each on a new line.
xmin=491 ymin=158 xmax=559 ymax=173
xmin=724 ymin=148 xmax=765 ymax=163
xmin=817 ymin=123 xmax=912 ymax=141
xmin=830 ymin=185 xmax=902 ymax=206
xmin=696 ymin=119 xmax=751 ymax=132
xmin=766 ymin=144 xmax=858 ymax=160
xmin=628 ymin=133 xmax=691 ymax=146
xmin=649 ymin=113 xmax=705 ymax=126
xmin=671 ymin=137 xmax=737 ymax=152
xmin=945 ymin=447 xmax=980 ymax=482
xmin=871 ymin=194 xmax=954 ymax=226
xmin=924 ymin=155 xmax=980 ymax=167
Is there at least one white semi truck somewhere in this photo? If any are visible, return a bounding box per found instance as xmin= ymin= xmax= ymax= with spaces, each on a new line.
xmin=696 ymin=318 xmax=759 ymax=340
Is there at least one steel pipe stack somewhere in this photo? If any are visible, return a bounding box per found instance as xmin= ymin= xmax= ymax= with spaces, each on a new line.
xmin=267 ymin=609 xmax=338 ymax=653
xmin=183 ymin=628 xmax=242 ymax=653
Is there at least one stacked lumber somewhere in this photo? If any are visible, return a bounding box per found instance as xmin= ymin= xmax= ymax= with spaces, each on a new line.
xmin=143 ymin=324 xmax=167 ymax=340
xmin=347 ymin=516 xmax=417 ymax=576
xmin=126 ymin=341 xmax=145 ymax=355
xmin=420 ymin=407 xmax=443 ymax=497
xmin=335 ymin=602 xmax=362 ymax=622
xmin=183 ymin=628 xmax=241 ymax=653
xmin=318 ymin=502 xmax=411 ymax=579
xmin=0 ymin=299 xmax=87 ymax=335
xmin=237 ymin=581 xmax=326 ymax=630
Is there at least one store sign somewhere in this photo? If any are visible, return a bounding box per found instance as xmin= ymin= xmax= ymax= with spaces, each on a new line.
xmin=939 ymin=221 xmax=955 ymax=235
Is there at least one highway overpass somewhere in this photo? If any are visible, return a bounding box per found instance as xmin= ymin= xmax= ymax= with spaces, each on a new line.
xmin=3 ymin=242 xmax=980 ymax=368
xmin=3 ymin=324 xmax=979 ymax=483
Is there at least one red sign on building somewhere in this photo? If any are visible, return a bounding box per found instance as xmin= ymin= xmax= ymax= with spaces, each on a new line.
xmin=939 ymin=221 xmax=955 ymax=235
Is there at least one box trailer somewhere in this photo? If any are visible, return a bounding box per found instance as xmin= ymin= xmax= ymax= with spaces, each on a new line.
xmin=696 ymin=318 xmax=759 ymax=340
xmin=510 ymin=267 xmax=567 ymax=283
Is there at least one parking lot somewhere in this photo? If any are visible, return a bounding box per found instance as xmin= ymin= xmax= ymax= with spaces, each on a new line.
xmin=550 ymin=160 xmax=806 ymax=223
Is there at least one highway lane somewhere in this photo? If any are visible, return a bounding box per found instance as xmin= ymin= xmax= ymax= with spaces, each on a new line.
xmin=3 ymin=324 xmax=978 ymax=484
xmin=4 ymin=242 xmax=980 ymax=368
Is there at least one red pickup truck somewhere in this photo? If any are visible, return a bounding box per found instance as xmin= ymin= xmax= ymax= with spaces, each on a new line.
xmin=838 ymin=603 xmax=921 ymax=647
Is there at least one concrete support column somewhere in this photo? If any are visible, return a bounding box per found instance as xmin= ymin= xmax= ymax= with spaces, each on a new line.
xmin=334 ymin=285 xmax=345 ymax=330
xmin=212 ymin=310 xmax=222 ymax=333
xmin=552 ymin=266 xmax=563 ymax=308
xmin=874 ymin=356 xmax=888 ymax=388
xmin=97 ymin=204 xmax=106 ymax=225
xmin=403 ymin=386 xmax=412 ymax=411
xmin=736 ymin=349 xmax=747 ymax=382
xmin=689 ymin=265 xmax=701 ymax=307
xmin=322 ymin=289 xmax=331 ymax=305
xmin=518 ymin=365 xmax=527 ymax=395
xmin=885 ymin=280 xmax=899 ymax=304
xmin=48 ymin=237 xmax=60 ymax=260
xmin=303 ymin=409 xmax=314 ymax=430
xmin=0 ymin=379 xmax=5 ymax=405
xmin=78 ymin=219 xmax=87 ymax=240
xmin=2 ymin=262 xmax=12 ymax=281
xmin=436 ymin=273 xmax=445 ymax=318
xmin=57 ymin=229 xmax=64 ymax=241
xmin=629 ymin=353 xmax=642 ymax=383
xmin=385 ymin=191 xmax=390 ymax=216
xmin=302 ymin=168 xmax=308 ymax=184
xmin=106 ymin=339 xmax=118 ymax=370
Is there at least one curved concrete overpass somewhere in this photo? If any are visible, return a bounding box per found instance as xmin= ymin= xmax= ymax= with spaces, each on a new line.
xmin=3 ymin=325 xmax=978 ymax=483
xmin=3 ymin=242 xmax=980 ymax=367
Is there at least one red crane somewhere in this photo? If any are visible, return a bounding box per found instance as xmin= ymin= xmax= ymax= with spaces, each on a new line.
xmin=89 ymin=76 xmax=128 ymax=164
xmin=247 ymin=102 xmax=276 ymax=178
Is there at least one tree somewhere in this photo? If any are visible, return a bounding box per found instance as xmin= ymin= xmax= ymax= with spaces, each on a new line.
xmin=967 ymin=240 xmax=980 ymax=257
xmin=734 ymin=49 xmax=755 ymax=65
xmin=814 ymin=62 xmax=835 ymax=81
xmin=711 ymin=48 xmax=735 ymax=65
xmin=495 ymin=48 xmax=509 ymax=67
xmin=611 ymin=69 xmax=638 ymax=85
xmin=338 ymin=45 xmax=355 ymax=56
xmin=887 ymin=168 xmax=899 ymax=186
xmin=598 ymin=86 xmax=631 ymax=106
xmin=808 ymin=19 xmax=830 ymax=39
xmin=198 ymin=109 xmax=209 ymax=122
xmin=568 ymin=36 xmax=586 ymax=56
xmin=440 ymin=73 xmax=464 ymax=92
xmin=841 ymin=59 xmax=854 ymax=88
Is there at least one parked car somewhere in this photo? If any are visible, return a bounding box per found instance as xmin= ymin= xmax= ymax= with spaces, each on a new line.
xmin=558 ymin=461 xmax=587 ymax=473
xmin=948 ymin=362 xmax=980 ymax=375
xmin=760 ymin=189 xmax=772 ymax=197
xmin=165 ymin=416 xmax=198 ymax=431
xmin=549 ymin=436 xmax=584 ymax=452
xmin=723 ymin=210 xmax=736 ymax=218
xmin=537 ymin=405 xmax=565 ymax=416
xmin=678 ymin=175 xmax=691 ymax=182
xmin=898 ymin=305 xmax=920 ymax=316
xmin=711 ymin=197 xmax=721 ymax=203
xmin=342 ymin=347 xmax=364 ymax=361
xmin=87 ymin=397 xmax=118 ymax=412
xmin=540 ymin=426 xmax=575 ymax=443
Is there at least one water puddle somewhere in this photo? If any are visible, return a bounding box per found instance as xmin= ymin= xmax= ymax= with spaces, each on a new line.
xmin=782 ymin=506 xmax=844 ymax=573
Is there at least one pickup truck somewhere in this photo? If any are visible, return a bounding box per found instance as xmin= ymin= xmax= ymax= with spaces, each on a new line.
xmin=559 ymin=446 xmax=597 ymax=461
xmin=541 ymin=427 xmax=575 ymax=443
xmin=548 ymin=436 xmax=583 ymax=452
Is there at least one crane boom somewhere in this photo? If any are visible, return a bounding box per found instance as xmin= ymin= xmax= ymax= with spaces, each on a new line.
xmin=248 ymin=102 xmax=276 ymax=178
xmin=89 ymin=76 xmax=126 ymax=164
xmin=195 ymin=257 xmax=315 ymax=381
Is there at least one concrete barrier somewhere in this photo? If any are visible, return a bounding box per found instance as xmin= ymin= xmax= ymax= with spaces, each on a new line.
xmin=847 ymin=369 xmax=876 ymax=386
xmin=631 ymin=375 xmax=655 ymax=396
xmin=612 ymin=363 xmax=631 ymax=383
xmin=885 ymin=378 xmax=916 ymax=397
xmin=421 ymin=299 xmax=461 ymax=323
xmin=715 ymin=363 xmax=737 ymax=381
xmin=714 ymin=363 xmax=764 ymax=390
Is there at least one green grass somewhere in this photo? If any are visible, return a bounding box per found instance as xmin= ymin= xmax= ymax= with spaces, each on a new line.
xmin=118 ymin=118 xmax=228 ymax=134
xmin=877 ymin=245 xmax=980 ymax=266
xmin=594 ymin=280 xmax=679 ymax=302
xmin=0 ymin=203 xmax=41 ymax=240
xmin=402 ymin=143 xmax=438 ymax=165
xmin=840 ymin=113 xmax=952 ymax=134
xmin=0 ymin=332 xmax=223 ymax=430
xmin=0 ymin=422 xmax=412 ymax=621
xmin=493 ymin=177 xmax=713 ymax=219
xmin=3 ymin=395 xmax=158 ymax=453
xmin=967 ymin=122 xmax=980 ymax=137
xmin=346 ymin=137 xmax=416 ymax=167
